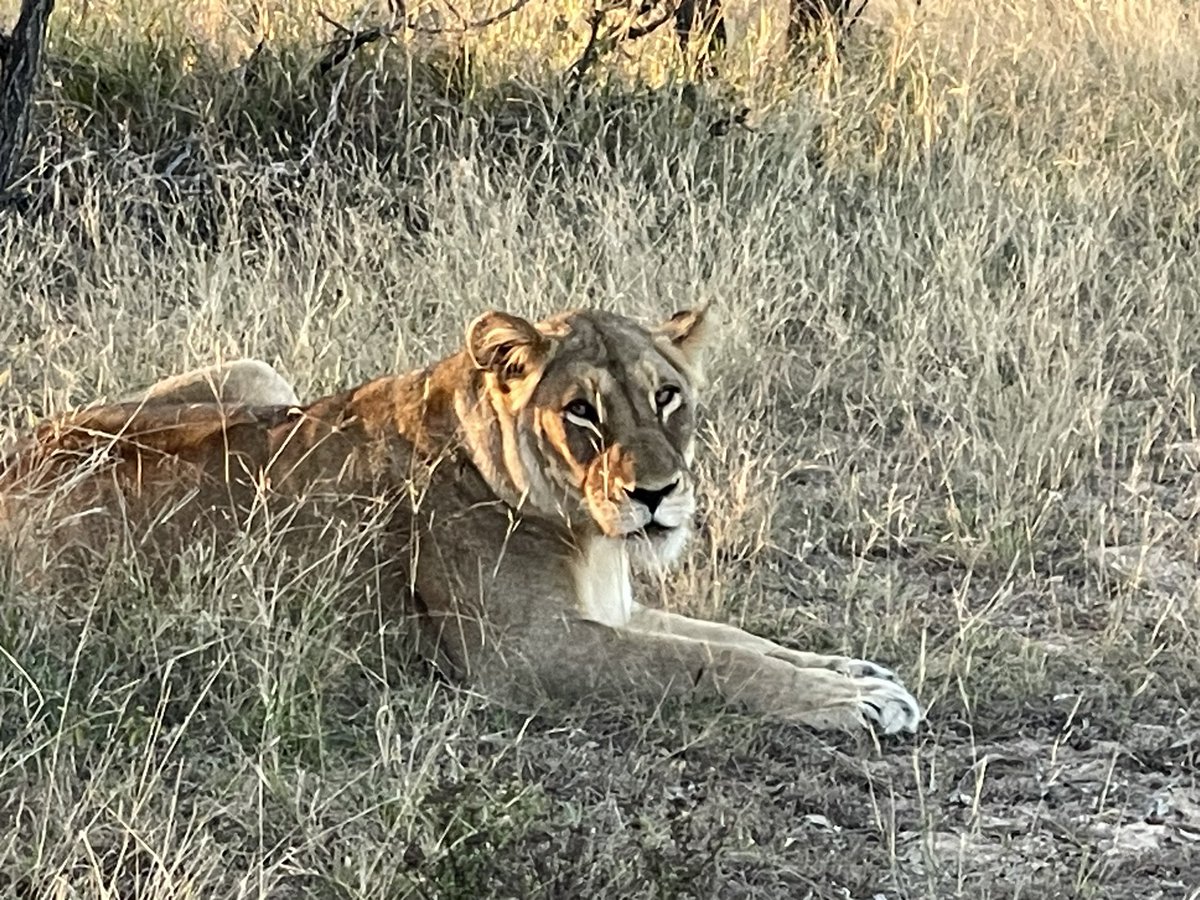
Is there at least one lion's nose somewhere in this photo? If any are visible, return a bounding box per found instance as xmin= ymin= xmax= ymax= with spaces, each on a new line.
xmin=625 ymin=480 xmax=678 ymax=516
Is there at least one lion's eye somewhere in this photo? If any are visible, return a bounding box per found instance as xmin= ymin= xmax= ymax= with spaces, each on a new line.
xmin=563 ymin=398 xmax=599 ymax=427
xmin=654 ymin=385 xmax=683 ymax=418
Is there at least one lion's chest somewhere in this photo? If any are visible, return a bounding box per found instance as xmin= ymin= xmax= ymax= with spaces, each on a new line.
xmin=572 ymin=538 xmax=633 ymax=628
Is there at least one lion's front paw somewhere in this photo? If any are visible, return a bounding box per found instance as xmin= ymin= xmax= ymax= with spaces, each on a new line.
xmin=830 ymin=657 xmax=900 ymax=682
xmin=766 ymin=648 xmax=906 ymax=685
xmin=856 ymin=677 xmax=923 ymax=735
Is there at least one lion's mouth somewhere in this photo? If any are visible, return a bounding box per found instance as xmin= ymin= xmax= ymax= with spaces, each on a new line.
xmin=630 ymin=522 xmax=675 ymax=540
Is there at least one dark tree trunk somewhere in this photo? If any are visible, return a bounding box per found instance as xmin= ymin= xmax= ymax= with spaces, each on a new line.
xmin=0 ymin=0 xmax=55 ymax=196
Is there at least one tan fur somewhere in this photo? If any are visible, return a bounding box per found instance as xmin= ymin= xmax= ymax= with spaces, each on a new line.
xmin=122 ymin=358 xmax=300 ymax=407
xmin=0 ymin=308 xmax=922 ymax=734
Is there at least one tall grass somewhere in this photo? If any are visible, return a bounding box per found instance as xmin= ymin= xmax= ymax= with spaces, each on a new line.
xmin=1 ymin=0 xmax=1198 ymax=896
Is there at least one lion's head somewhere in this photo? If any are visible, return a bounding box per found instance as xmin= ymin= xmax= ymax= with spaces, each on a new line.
xmin=461 ymin=306 xmax=710 ymax=567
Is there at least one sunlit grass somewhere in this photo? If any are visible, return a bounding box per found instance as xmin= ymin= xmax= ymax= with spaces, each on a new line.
xmin=1 ymin=0 xmax=1198 ymax=895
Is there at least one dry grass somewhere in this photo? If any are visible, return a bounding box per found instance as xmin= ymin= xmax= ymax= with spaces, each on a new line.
xmin=2 ymin=0 xmax=1200 ymax=897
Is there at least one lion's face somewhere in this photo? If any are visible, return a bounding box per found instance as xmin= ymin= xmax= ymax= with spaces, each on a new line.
xmin=465 ymin=307 xmax=709 ymax=567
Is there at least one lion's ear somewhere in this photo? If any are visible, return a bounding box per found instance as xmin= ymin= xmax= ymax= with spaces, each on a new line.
xmin=655 ymin=304 xmax=711 ymax=368
xmin=466 ymin=310 xmax=554 ymax=382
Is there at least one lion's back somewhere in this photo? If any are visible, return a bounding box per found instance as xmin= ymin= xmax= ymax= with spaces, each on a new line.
xmin=0 ymin=402 xmax=284 ymax=576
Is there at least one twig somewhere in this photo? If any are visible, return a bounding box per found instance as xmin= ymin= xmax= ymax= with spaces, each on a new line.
xmin=565 ymin=7 xmax=609 ymax=93
xmin=316 ymin=11 xmax=399 ymax=75
xmin=844 ymin=0 xmax=870 ymax=35
xmin=314 ymin=0 xmax=540 ymax=79
xmin=626 ymin=1 xmax=677 ymax=41
xmin=834 ymin=0 xmax=871 ymax=57
xmin=304 ymin=10 xmax=382 ymax=169
xmin=409 ymin=0 xmax=538 ymax=34
xmin=566 ymin=1 xmax=666 ymax=91
xmin=316 ymin=9 xmax=353 ymax=36
xmin=441 ymin=0 xmax=470 ymax=29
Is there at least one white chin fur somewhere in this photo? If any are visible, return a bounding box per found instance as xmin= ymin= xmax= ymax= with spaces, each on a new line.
xmin=626 ymin=522 xmax=692 ymax=571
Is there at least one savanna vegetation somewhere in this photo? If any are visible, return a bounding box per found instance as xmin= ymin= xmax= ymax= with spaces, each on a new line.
xmin=1 ymin=0 xmax=1198 ymax=896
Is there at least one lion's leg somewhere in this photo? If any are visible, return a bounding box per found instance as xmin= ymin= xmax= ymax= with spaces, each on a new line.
xmin=122 ymin=359 xmax=300 ymax=407
xmin=628 ymin=604 xmax=902 ymax=682
xmin=485 ymin=618 xmax=922 ymax=734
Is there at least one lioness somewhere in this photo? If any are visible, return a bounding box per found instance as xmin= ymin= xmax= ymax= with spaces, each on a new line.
xmin=0 ymin=307 xmax=921 ymax=734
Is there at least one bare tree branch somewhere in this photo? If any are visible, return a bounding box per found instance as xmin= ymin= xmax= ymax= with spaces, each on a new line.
xmin=316 ymin=11 xmax=400 ymax=75
xmin=409 ymin=0 xmax=538 ymax=35
xmin=626 ymin=2 xmax=677 ymax=42
xmin=567 ymin=1 xmax=685 ymax=91
xmin=566 ymin=5 xmax=611 ymax=93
